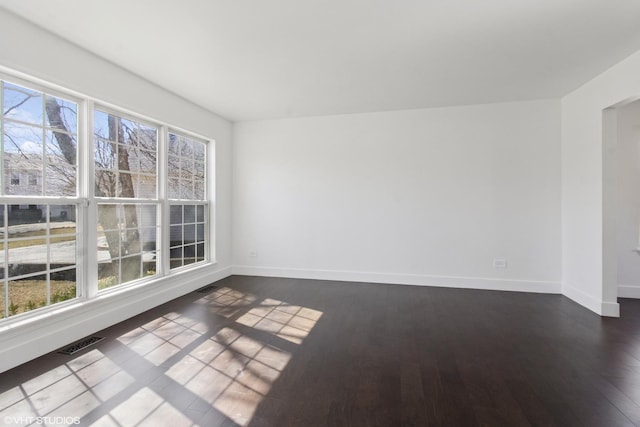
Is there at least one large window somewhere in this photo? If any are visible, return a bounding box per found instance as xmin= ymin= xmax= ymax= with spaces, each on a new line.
xmin=94 ymin=110 xmax=159 ymax=290
xmin=168 ymin=132 xmax=208 ymax=270
xmin=1 ymin=79 xmax=79 ymax=319
xmin=0 ymin=75 xmax=211 ymax=321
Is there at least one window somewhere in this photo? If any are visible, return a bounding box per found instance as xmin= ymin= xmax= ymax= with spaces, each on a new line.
xmin=0 ymin=74 xmax=212 ymax=321
xmin=1 ymin=79 xmax=79 ymax=319
xmin=168 ymin=132 xmax=208 ymax=270
xmin=94 ymin=110 xmax=159 ymax=290
xmin=28 ymin=172 xmax=39 ymax=186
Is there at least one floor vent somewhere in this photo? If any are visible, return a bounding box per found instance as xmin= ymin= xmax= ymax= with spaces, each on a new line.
xmin=196 ymin=284 xmax=219 ymax=293
xmin=58 ymin=336 xmax=104 ymax=355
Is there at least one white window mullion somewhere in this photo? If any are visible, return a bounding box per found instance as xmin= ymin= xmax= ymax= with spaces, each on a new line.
xmin=84 ymin=99 xmax=98 ymax=299
xmin=207 ymin=140 xmax=215 ymax=263
xmin=3 ymin=205 xmax=8 ymax=318
xmin=41 ymin=99 xmax=47 ymax=196
xmin=45 ymin=205 xmax=51 ymax=305
xmin=159 ymin=125 xmax=168 ymax=277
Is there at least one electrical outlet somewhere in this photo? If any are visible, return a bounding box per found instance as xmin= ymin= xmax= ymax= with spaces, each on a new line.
xmin=493 ymin=258 xmax=507 ymax=269
xmin=249 ymin=250 xmax=258 ymax=258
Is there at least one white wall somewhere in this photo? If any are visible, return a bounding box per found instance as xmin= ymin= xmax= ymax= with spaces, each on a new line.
xmin=562 ymin=48 xmax=640 ymax=317
xmin=233 ymin=100 xmax=562 ymax=292
xmin=0 ymin=10 xmax=233 ymax=372
xmin=616 ymin=100 xmax=640 ymax=298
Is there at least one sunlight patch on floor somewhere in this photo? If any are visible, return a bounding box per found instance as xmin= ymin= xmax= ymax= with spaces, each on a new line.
xmin=0 ymin=286 xmax=323 ymax=426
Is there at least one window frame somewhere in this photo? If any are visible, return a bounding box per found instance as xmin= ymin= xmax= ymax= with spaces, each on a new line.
xmin=166 ymin=130 xmax=210 ymax=272
xmin=0 ymin=69 xmax=214 ymax=324
xmin=0 ymin=72 xmax=86 ymax=320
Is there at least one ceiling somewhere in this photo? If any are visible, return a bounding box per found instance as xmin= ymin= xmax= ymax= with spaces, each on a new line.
xmin=2 ymin=0 xmax=640 ymax=122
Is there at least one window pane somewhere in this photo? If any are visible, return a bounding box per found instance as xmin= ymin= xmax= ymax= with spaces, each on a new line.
xmin=46 ymin=130 xmax=77 ymax=197
xmin=45 ymin=95 xmax=77 ymax=134
xmin=8 ymin=204 xmax=44 ymax=229
xmin=184 ymin=205 xmax=195 ymax=223
xmin=194 ymin=142 xmax=205 ymax=158
xmin=46 ymin=164 xmax=75 ymax=197
xmin=117 ymin=172 xmax=135 ymax=198
xmin=94 ymin=110 xmax=110 ymax=139
xmin=50 ymin=205 xmax=77 ymax=268
xmin=3 ymin=82 xmax=43 ymax=124
xmin=8 ymin=274 xmax=46 ymax=317
xmin=184 ymin=245 xmax=196 ymax=266
xmin=181 ymin=160 xmax=193 ymax=180
xmin=140 ymin=205 xmax=157 ymax=228
xmin=194 ymin=181 xmax=205 ymax=200
xmin=141 ymin=227 xmax=156 ymax=251
xmin=139 ymin=150 xmax=156 ymax=175
xmin=194 ymin=161 xmax=205 ymax=180
xmin=136 ymin=174 xmax=156 ymax=199
xmin=170 ymin=225 xmax=182 ymax=246
xmin=168 ymin=155 xmax=180 ymax=177
xmin=50 ymin=269 xmax=77 ymax=304
xmin=184 ymin=224 xmax=196 ymax=245
xmin=180 ymin=138 xmax=193 ymax=157
xmin=196 ymin=243 xmax=205 ymax=262
xmin=144 ymin=254 xmax=156 ymax=277
xmin=99 ymin=259 xmax=119 ymax=290
xmin=4 ymin=121 xmax=42 ymax=154
xmin=121 ymin=255 xmax=142 ymax=283
xmin=180 ymin=181 xmax=193 ymax=199
xmin=170 ymin=247 xmax=182 ymax=269
xmin=168 ymin=178 xmax=180 ymax=199
xmin=4 ymin=123 xmax=43 ymax=196
xmin=8 ymin=238 xmax=46 ymax=277
xmin=170 ymin=205 xmax=182 ymax=225
xmin=95 ymin=139 xmax=117 ymax=170
xmin=95 ymin=170 xmax=117 ymax=198
xmin=168 ymin=133 xmax=180 ymax=155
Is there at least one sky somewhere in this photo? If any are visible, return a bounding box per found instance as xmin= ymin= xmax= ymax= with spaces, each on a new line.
xmin=2 ymin=80 xmax=77 ymax=155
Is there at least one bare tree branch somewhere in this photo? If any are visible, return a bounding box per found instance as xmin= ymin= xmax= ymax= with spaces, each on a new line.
xmin=3 ymin=93 xmax=36 ymax=117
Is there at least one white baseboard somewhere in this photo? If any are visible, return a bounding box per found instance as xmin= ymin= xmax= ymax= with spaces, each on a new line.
xmin=0 ymin=264 xmax=232 ymax=373
xmin=232 ymin=265 xmax=561 ymax=294
xmin=618 ymin=284 xmax=640 ymax=299
xmin=562 ymin=283 xmax=620 ymax=317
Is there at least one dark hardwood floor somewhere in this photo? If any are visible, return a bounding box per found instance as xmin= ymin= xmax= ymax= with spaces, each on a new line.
xmin=2 ymin=275 xmax=640 ymax=426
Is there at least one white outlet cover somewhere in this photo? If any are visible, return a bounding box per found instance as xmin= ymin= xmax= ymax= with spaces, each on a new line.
xmin=493 ymin=259 xmax=507 ymax=268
